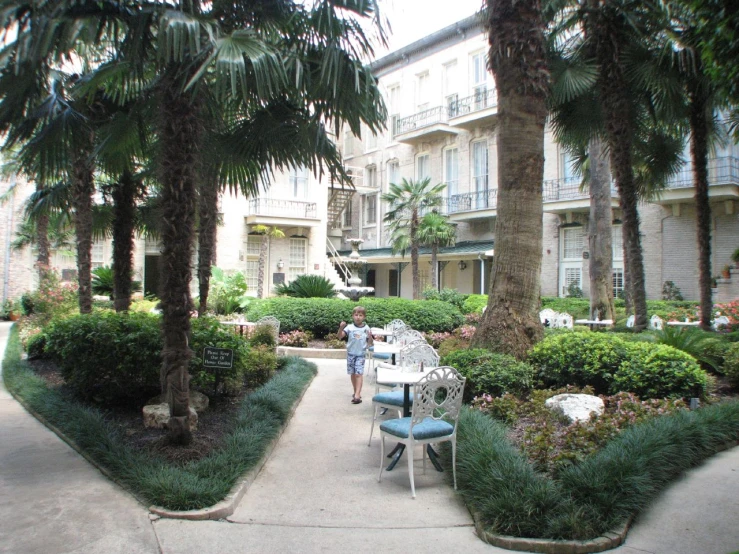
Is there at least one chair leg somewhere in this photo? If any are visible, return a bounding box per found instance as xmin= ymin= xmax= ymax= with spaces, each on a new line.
xmin=408 ymin=442 xmax=416 ymax=498
xmin=422 ymin=442 xmax=426 ymax=474
xmin=452 ymin=438 xmax=457 ymax=490
xmin=368 ymin=405 xmax=378 ymax=446
xmin=379 ymin=435 xmax=385 ymax=482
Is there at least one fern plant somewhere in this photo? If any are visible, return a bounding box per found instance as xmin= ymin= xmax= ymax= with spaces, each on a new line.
xmin=651 ymin=326 xmax=721 ymax=371
xmin=274 ymin=274 xmax=337 ymax=298
xmin=91 ymin=266 xmax=142 ymax=299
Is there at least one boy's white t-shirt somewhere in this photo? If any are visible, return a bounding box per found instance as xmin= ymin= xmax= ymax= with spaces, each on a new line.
xmin=344 ymin=323 xmax=371 ymax=356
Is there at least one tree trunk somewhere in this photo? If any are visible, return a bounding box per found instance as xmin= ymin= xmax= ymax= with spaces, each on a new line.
xmin=431 ymin=243 xmax=439 ymax=290
xmin=587 ymin=136 xmax=614 ymax=321
xmin=111 ymin=170 xmax=137 ymax=312
xmin=35 ymin=183 xmax=50 ymax=278
xmin=589 ymin=7 xmax=648 ymax=331
xmin=473 ymin=0 xmax=548 ymax=358
xmin=689 ymin=80 xmax=712 ymax=330
xmin=158 ymin=72 xmax=201 ymax=445
xmin=197 ymin=173 xmax=219 ymax=315
xmin=257 ymin=233 xmax=268 ymax=299
xmin=411 ymin=210 xmax=420 ymax=299
xmin=71 ymin=134 xmax=95 ymax=314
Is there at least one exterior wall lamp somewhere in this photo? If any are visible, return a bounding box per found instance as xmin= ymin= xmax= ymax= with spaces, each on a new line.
xmin=277 ymin=258 xmax=285 ymax=270
xmin=458 ymin=260 xmax=467 ymax=271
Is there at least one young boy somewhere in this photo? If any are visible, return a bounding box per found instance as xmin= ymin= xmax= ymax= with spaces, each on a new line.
xmin=338 ymin=306 xmax=374 ymax=404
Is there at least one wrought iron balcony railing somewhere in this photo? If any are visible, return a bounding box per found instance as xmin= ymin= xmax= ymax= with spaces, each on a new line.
xmin=246 ymin=198 xmax=317 ymax=219
xmin=543 ymin=176 xmax=594 ymax=202
xmin=447 ymin=189 xmax=498 ymax=213
xmin=665 ymin=156 xmax=739 ymax=188
xmin=448 ymin=88 xmax=498 ymax=118
xmin=394 ymin=106 xmax=447 ymax=136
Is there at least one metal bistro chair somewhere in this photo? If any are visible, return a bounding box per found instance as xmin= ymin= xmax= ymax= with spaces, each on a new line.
xmin=649 ymin=314 xmax=664 ymax=331
xmin=395 ymin=328 xmax=426 ymax=346
xmin=539 ymin=308 xmax=557 ymax=328
xmin=256 ymin=315 xmax=281 ymax=343
xmin=385 ymin=319 xmax=408 ymax=344
xmin=378 ymin=366 xmax=465 ymax=498
xmin=368 ymin=343 xmax=439 ymax=446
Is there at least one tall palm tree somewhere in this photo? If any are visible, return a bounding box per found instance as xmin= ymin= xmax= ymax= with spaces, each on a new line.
xmin=381 ymin=178 xmax=446 ymax=299
xmin=252 ymin=225 xmax=285 ymax=299
xmin=472 ymin=0 xmax=549 ymax=358
xmin=417 ymin=211 xmax=457 ymax=290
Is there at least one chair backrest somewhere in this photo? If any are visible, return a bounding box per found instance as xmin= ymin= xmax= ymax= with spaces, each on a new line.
xmin=558 ymin=313 xmax=573 ymax=329
xmin=386 ymin=319 xmax=406 ymax=332
xmin=539 ymin=308 xmax=557 ymax=327
xmin=626 ymin=315 xmax=635 ymax=328
xmin=396 ymin=328 xmax=425 ymax=346
xmin=256 ymin=316 xmax=280 ymax=340
xmin=411 ymin=367 xmax=465 ymax=428
xmin=712 ymin=315 xmax=730 ymax=330
xmin=649 ymin=314 xmax=663 ymax=330
xmin=399 ymin=343 xmax=439 ymax=371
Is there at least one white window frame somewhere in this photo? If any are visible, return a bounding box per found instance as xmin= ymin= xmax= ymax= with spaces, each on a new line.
xmin=364 ymin=194 xmax=377 ymax=226
xmin=289 ymin=165 xmax=309 ymax=198
xmin=443 ymin=61 xmax=458 ymax=117
xmin=387 ymin=160 xmax=400 ymax=190
xmin=246 ymin=235 xmax=262 ymax=257
xmin=288 ymin=238 xmax=307 ymax=283
xmin=559 ymin=226 xmax=584 ymax=297
xmin=91 ymin=240 xmax=105 ymax=269
xmin=444 ymin=147 xmax=459 ymax=199
xmin=388 ymin=84 xmax=400 ymax=138
xmin=365 ymin=165 xmax=377 ymax=189
xmin=470 ymin=51 xmax=488 ymax=108
xmin=342 ymin=200 xmax=353 ymax=228
xmin=472 ymin=140 xmax=488 ymax=208
xmin=245 ymin=259 xmax=259 ymax=295
xmin=416 ymin=153 xmax=430 ymax=182
xmin=364 ymin=125 xmax=378 ymax=151
xmin=415 ymin=71 xmax=430 ymax=111
xmin=612 ymin=223 xmax=623 ymax=261
xmin=343 ymin=129 xmax=354 ymax=158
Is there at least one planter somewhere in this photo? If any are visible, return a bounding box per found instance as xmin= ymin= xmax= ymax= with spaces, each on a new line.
xmin=8 ymin=312 xmax=20 ymax=321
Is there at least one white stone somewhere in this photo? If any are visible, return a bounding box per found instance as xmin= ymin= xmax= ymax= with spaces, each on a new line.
xmin=545 ymin=393 xmax=604 ymax=423
xmin=142 ymin=403 xmax=198 ymax=431
xmin=146 ymin=390 xmax=209 ymax=412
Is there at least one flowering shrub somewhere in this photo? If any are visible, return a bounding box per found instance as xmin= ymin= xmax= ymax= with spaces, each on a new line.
xmin=23 ymin=266 xmax=78 ymax=322
xmin=454 ymin=324 xmax=476 ymax=340
xmin=278 ymin=329 xmax=312 ymax=347
xmin=473 ymin=387 xmax=687 ymax=475
xmin=464 ymin=312 xmax=481 ymax=326
xmin=424 ymin=331 xmax=451 ymax=348
xmin=714 ymin=300 xmax=739 ymax=330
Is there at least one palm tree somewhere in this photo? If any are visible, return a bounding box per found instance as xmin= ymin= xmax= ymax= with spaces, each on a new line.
xmin=252 ymin=225 xmax=285 ymax=299
xmin=472 ymin=0 xmax=549 ymax=358
xmin=381 ymin=178 xmax=446 ymax=299
xmin=417 ymin=211 xmax=457 ymax=290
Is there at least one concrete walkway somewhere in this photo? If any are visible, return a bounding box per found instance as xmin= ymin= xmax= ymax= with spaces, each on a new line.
xmin=1 ymin=320 xmax=738 ymax=553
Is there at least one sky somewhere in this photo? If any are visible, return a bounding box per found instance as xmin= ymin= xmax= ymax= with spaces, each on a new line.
xmin=375 ymin=0 xmax=485 ymax=57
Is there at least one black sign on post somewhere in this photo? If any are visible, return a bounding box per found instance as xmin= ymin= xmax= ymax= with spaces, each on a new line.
xmin=203 ymin=347 xmax=234 ymax=369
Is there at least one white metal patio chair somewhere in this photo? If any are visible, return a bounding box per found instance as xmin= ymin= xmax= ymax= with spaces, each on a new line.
xmin=255 ymin=315 xmax=281 ymax=343
xmin=539 ymin=308 xmax=557 ymax=328
xmin=649 ymin=314 xmax=664 ymax=330
xmin=378 ymin=366 xmax=466 ymax=498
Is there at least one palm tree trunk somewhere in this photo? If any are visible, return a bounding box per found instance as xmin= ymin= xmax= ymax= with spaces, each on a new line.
xmin=410 ymin=211 xmax=420 ymax=299
xmin=473 ymin=0 xmax=548 ymax=358
xmin=197 ymin=174 xmax=219 ymax=315
xmin=688 ymin=81 xmax=712 ymax=330
xmin=588 ymin=136 xmax=615 ymax=321
xmin=590 ymin=10 xmax=648 ymax=331
xmin=71 ymin=134 xmax=95 ymax=314
xmin=111 ymin=170 xmax=137 ymax=312
xmin=35 ymin=184 xmax=50 ymax=277
xmin=158 ymin=72 xmax=202 ymax=445
xmin=431 ymin=243 xmax=438 ymax=290
xmin=257 ymin=233 xmax=268 ymax=299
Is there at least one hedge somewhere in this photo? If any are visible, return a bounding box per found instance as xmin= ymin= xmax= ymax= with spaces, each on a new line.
xmin=246 ymin=297 xmax=464 ymax=337
xmin=441 ymin=348 xmax=535 ymax=401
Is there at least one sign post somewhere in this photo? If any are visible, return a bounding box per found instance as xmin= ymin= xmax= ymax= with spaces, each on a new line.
xmin=203 ymin=347 xmax=234 ymax=394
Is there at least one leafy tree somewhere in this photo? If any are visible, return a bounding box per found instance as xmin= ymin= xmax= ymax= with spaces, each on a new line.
xmin=381 ymin=178 xmax=445 ymax=299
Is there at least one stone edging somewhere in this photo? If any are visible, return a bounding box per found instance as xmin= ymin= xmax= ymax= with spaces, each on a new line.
xmin=148 ymin=371 xmax=315 ymax=520
xmin=471 ymin=511 xmax=630 ymax=554
xmin=278 ymin=346 xmax=346 ymax=359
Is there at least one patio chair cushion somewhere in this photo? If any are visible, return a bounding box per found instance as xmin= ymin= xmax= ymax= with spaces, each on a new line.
xmin=372 ymin=352 xmax=393 ymax=360
xmin=380 ymin=416 xmax=454 ymax=440
xmin=372 ymin=390 xmax=412 ymax=407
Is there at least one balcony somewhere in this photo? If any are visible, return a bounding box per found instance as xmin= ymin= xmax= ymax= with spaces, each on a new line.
xmin=654 ymin=156 xmax=739 ymax=206
xmin=245 ymin=198 xmax=320 ymax=227
xmin=446 ymin=189 xmax=498 ymax=221
xmin=393 ymin=106 xmax=460 ymax=145
xmin=448 ymin=88 xmax=499 ymax=130
xmin=542 ymin=176 xmax=619 ymax=215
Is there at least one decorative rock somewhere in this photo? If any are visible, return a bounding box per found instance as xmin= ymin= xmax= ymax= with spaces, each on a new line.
xmin=146 ymin=390 xmax=209 ymax=412
xmin=142 ymin=404 xmax=198 ymax=431
xmin=545 ymin=393 xmax=604 ymax=422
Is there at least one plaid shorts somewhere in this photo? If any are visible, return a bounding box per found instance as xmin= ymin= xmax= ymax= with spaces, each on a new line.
xmin=346 ymin=354 xmax=365 ymax=375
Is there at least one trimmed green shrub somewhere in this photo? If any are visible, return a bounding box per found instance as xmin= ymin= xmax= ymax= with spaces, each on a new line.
xmin=250 ymin=324 xmax=277 ymax=348
xmin=541 ymin=297 xmax=591 ymax=319
xmin=44 ymin=312 xmax=249 ymax=404
xmin=528 ymin=332 xmax=628 ymax=393
xmin=25 ymin=332 xmax=47 ymax=359
xmin=462 ymin=294 xmax=487 ymax=314
xmin=245 ymin=345 xmax=278 ymax=388
xmin=442 ymin=348 xmax=534 ymax=400
xmin=247 ymin=297 xmax=463 ymax=337
xmin=422 ymin=287 xmax=468 ymax=311
xmin=719 ymin=342 xmax=739 ymax=387
xmin=612 ymin=342 xmax=709 ymax=399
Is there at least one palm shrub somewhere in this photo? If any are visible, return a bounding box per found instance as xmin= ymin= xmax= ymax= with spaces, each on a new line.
xmin=91 ymin=265 xmax=142 ymax=300
xmin=274 ymin=274 xmax=337 ymax=298
xmin=650 ymin=326 xmax=722 ymax=371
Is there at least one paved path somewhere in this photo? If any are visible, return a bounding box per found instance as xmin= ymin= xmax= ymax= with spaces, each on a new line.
xmin=1 ymin=320 xmax=738 ymax=553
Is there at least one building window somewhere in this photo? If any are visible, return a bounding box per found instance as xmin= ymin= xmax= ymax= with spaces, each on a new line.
xmin=289 ymin=165 xmax=309 ymax=198
xmin=471 ymin=51 xmax=488 ymax=107
xmin=365 ymin=126 xmax=377 ymax=151
xmin=364 ymin=194 xmax=377 ymax=226
xmin=562 ymin=227 xmax=584 ymax=260
xmin=612 ymin=224 xmax=623 ymax=261
xmin=419 ymin=269 xmax=430 ymax=291
xmin=246 ymin=260 xmax=259 ymax=293
xmin=416 ymin=72 xmax=429 ymax=111
xmin=444 ymin=147 xmax=459 ymax=198
xmin=388 ymin=85 xmax=400 ymax=137
xmin=560 ymin=148 xmax=577 ymax=181
xmin=288 ymin=238 xmax=307 ymax=282
xmin=247 ymin=235 xmax=262 ymax=256
xmin=343 ymin=129 xmax=354 ymax=158
xmin=612 ymin=268 xmax=624 ymax=298
xmin=443 ymin=61 xmax=458 ymax=116
xmin=387 ymin=160 xmax=399 ymax=189
xmin=472 ymin=141 xmax=488 ymax=208
xmin=417 ymin=153 xmax=430 ymax=181
xmin=564 ymin=267 xmax=582 ymax=295
xmin=365 ymin=165 xmax=377 ymax=189
xmin=91 ymin=241 xmax=105 ymax=269
xmin=342 ymin=200 xmax=353 ymax=228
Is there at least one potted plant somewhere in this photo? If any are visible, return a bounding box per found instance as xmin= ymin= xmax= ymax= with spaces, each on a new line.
xmin=732 ymin=247 xmax=739 ymax=268
xmin=721 ymin=264 xmax=731 ymax=279
xmin=711 ymin=276 xmax=718 ymax=289
xmin=2 ymin=299 xmax=21 ymax=321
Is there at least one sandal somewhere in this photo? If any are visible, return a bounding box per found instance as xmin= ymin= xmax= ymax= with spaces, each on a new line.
xmin=351 ymin=397 xmax=362 ymax=404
